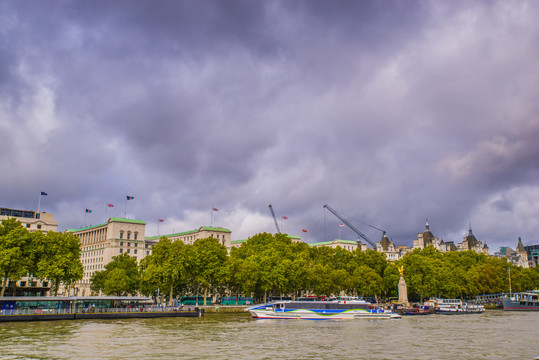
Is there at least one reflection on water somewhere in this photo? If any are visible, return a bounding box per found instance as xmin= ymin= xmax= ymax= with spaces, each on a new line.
xmin=0 ymin=310 xmax=537 ymax=359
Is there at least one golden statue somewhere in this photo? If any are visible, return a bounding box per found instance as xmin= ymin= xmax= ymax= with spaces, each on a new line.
xmin=398 ymin=265 xmax=404 ymax=277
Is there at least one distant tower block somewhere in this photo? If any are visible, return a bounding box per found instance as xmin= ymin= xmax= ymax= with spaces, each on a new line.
xmin=398 ymin=266 xmax=409 ymax=306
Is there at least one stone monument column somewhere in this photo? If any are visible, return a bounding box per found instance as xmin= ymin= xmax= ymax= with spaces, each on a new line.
xmin=397 ymin=266 xmax=409 ymax=306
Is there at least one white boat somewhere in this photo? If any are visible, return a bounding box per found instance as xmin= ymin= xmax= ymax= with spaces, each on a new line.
xmin=246 ymin=300 xmax=401 ymax=320
xmin=434 ymin=299 xmax=485 ymax=314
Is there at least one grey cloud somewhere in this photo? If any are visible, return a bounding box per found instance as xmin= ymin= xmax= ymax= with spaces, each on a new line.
xmin=1 ymin=0 xmax=538 ymax=250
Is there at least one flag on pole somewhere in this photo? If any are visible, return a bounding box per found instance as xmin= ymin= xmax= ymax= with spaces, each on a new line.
xmin=126 ymin=196 xmax=134 ymax=200
xmin=40 ymin=191 xmax=47 ymax=196
xmin=339 ymin=223 xmax=345 ymax=227
xmin=282 ymin=216 xmax=288 ymax=219
xmin=107 ymin=204 xmax=114 ymax=207
xmin=85 ymin=209 xmax=92 ymax=213
xmin=302 ymin=229 xmax=308 ymax=232
xmin=212 ymin=208 xmax=219 ymax=211
xmin=158 ymin=219 xmax=164 ymax=222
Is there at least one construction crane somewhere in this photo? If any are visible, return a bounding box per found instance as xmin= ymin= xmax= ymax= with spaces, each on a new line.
xmin=323 ymin=204 xmax=385 ymax=248
xmin=268 ymin=204 xmax=281 ymax=234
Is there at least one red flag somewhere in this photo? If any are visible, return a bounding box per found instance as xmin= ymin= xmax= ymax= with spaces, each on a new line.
xmin=302 ymin=229 xmax=307 ymax=232
xmin=126 ymin=196 xmax=134 ymax=200
xmin=85 ymin=209 xmax=92 ymax=213
xmin=339 ymin=223 xmax=344 ymax=227
xmin=158 ymin=219 xmax=164 ymax=222
xmin=282 ymin=216 xmax=288 ymax=219
xmin=212 ymin=208 xmax=219 ymax=211
xmin=107 ymin=204 xmax=114 ymax=207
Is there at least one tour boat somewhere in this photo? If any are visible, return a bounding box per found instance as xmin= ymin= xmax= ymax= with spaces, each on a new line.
xmin=246 ymin=299 xmax=401 ymax=320
xmin=434 ymin=299 xmax=485 ymax=314
xmin=502 ymin=291 xmax=539 ymax=311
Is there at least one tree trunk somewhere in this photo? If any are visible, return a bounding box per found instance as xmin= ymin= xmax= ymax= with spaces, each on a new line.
xmin=203 ymin=287 xmax=208 ymax=306
xmin=0 ymin=275 xmax=6 ymax=297
xmin=53 ymin=279 xmax=59 ymax=296
xmin=169 ymin=284 xmax=174 ymax=307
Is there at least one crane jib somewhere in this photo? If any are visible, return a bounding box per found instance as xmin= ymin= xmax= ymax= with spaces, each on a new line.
xmin=269 ymin=204 xmax=281 ymax=234
xmin=323 ymin=204 xmax=377 ymax=248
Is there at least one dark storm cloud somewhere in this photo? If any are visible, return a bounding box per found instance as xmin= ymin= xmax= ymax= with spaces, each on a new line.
xmin=1 ymin=0 xmax=538 ymax=250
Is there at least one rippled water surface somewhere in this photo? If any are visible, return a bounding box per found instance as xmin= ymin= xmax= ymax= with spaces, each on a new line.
xmin=1 ymin=310 xmax=537 ymax=359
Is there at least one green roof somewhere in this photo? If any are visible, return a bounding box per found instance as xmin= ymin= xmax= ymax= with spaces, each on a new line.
xmin=145 ymin=226 xmax=232 ymax=240
xmin=67 ymin=222 xmax=107 ymax=232
xmin=66 ymin=217 xmax=146 ymax=232
xmin=287 ymin=235 xmax=301 ymax=239
xmin=109 ymin=217 xmax=146 ymax=225
xmin=231 ymin=239 xmax=247 ymax=244
xmin=310 ymin=239 xmax=358 ymax=247
xmin=200 ymin=226 xmax=232 ymax=233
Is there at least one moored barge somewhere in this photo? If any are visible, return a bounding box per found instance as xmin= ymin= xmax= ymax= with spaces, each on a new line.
xmin=0 ymin=296 xmax=203 ymax=322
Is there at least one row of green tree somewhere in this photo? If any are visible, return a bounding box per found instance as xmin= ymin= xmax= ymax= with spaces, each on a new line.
xmin=91 ymin=232 xmax=539 ymax=304
xmin=0 ymin=218 xmax=83 ymax=296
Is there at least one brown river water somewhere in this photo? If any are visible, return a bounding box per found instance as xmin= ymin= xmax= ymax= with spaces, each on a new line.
xmin=0 ymin=310 xmax=537 ymax=359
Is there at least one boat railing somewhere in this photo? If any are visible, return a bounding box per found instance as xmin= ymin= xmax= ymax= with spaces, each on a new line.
xmin=1 ymin=308 xmax=74 ymax=316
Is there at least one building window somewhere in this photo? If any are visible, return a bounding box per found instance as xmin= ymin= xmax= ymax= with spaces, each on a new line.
xmin=134 ymin=243 xmax=137 ymax=247
xmin=134 ymin=233 xmax=138 ymax=240
xmin=127 ymin=232 xmax=131 ymax=240
xmin=127 ymin=242 xmax=131 ymax=247
xmin=120 ymin=242 xmax=123 ymax=246
xmin=26 ymin=224 xmax=31 ymax=228
xmin=37 ymin=224 xmax=42 ymax=229
xmin=120 ymin=232 xmax=124 ymax=239
xmin=20 ymin=281 xmax=26 ymax=287
xmin=134 ymin=249 xmax=137 ymax=254
xmin=127 ymin=249 xmax=130 ymax=254
xmin=119 ymin=249 xmax=123 ymax=253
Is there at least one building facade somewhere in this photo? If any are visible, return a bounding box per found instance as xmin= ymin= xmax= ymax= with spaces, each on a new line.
xmin=145 ymin=226 xmax=232 ymax=247
xmin=524 ymin=244 xmax=539 ymax=268
xmin=309 ymin=239 xmax=367 ymax=252
xmin=0 ymin=207 xmax=58 ymax=233
xmin=376 ymin=235 xmax=409 ymax=261
xmin=457 ymin=225 xmax=489 ymax=254
xmin=67 ymin=217 xmax=150 ymax=296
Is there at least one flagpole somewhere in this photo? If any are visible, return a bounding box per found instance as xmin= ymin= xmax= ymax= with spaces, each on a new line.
xmin=125 ymin=197 xmax=127 ymax=218
xmin=84 ymin=211 xmax=87 ymax=227
xmin=158 ymin=220 xmax=160 ymax=236
xmin=37 ymin=193 xmax=42 ymax=218
xmin=105 ymin=204 xmax=108 ymax=223
xmin=210 ymin=209 xmax=213 ymax=227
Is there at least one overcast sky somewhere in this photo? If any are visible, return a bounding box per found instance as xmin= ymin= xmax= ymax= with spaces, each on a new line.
xmin=1 ymin=0 xmax=538 ymax=251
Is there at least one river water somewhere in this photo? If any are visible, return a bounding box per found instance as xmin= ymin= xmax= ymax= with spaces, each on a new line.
xmin=1 ymin=310 xmax=537 ymax=359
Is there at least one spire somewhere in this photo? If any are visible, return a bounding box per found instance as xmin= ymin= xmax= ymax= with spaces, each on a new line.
xmin=516 ymin=237 xmax=526 ymax=252
xmin=425 ymin=218 xmax=429 ymax=231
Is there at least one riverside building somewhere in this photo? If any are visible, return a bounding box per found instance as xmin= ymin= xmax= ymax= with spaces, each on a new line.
xmin=67 ymin=220 xmax=233 ymax=295
xmin=0 ymin=207 xmax=58 ymax=233
xmin=309 ymin=239 xmax=367 ymax=252
xmin=0 ymin=207 xmax=59 ymax=295
xmin=67 ymin=217 xmax=149 ymax=296
xmin=411 ymin=221 xmax=489 ymax=255
xmin=145 ymin=226 xmax=232 ymax=247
